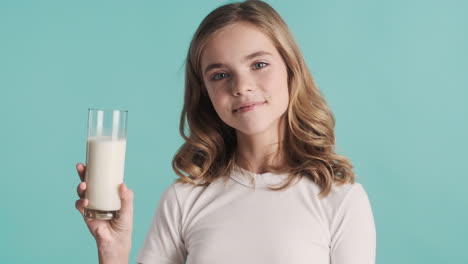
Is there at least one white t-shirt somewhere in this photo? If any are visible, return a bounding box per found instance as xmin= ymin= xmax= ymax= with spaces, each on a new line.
xmin=136 ymin=164 xmax=376 ymax=264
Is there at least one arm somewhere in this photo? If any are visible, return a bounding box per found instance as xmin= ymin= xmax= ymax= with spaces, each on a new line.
xmin=330 ymin=184 xmax=376 ymax=264
xmin=136 ymin=184 xmax=187 ymax=264
xmin=75 ymin=163 xmax=133 ymax=264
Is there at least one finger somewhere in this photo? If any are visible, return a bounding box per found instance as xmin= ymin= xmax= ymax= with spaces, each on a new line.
xmin=77 ymin=182 xmax=86 ymax=199
xmin=118 ymin=183 xmax=134 ymax=222
xmin=76 ymin=163 xmax=86 ymax=182
xmin=75 ymin=198 xmax=88 ymax=216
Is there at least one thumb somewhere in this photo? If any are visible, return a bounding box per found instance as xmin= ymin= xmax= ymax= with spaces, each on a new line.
xmin=118 ymin=183 xmax=134 ymax=221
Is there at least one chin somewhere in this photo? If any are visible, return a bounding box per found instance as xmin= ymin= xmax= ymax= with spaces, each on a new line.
xmin=231 ymin=121 xmax=275 ymax=136
xmin=220 ymin=112 xmax=286 ymax=137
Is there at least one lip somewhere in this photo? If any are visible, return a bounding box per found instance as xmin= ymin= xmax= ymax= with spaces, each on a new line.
xmin=233 ymin=101 xmax=266 ymax=113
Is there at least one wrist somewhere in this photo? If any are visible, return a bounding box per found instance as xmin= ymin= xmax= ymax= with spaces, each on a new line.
xmin=97 ymin=239 xmax=131 ymax=264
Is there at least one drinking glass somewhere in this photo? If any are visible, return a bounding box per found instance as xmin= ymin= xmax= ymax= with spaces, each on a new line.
xmin=84 ymin=108 xmax=128 ymax=220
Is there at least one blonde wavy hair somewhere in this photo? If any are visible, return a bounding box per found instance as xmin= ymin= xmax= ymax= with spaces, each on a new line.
xmin=172 ymin=0 xmax=355 ymax=198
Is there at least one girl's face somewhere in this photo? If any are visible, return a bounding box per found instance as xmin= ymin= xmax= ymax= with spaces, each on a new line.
xmin=200 ymin=22 xmax=289 ymax=137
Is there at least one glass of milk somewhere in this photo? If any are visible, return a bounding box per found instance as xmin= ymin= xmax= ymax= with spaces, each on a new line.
xmin=84 ymin=108 xmax=128 ymax=220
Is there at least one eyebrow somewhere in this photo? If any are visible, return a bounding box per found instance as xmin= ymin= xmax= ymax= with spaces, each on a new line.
xmin=203 ymin=51 xmax=273 ymax=75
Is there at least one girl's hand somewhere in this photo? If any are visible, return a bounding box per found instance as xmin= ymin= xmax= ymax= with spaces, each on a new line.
xmin=75 ymin=162 xmax=133 ymax=263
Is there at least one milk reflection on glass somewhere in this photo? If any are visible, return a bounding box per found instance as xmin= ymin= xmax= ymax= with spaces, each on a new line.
xmin=84 ymin=109 xmax=128 ymax=220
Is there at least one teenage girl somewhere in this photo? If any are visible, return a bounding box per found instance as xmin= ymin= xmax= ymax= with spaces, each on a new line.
xmin=75 ymin=1 xmax=376 ymax=263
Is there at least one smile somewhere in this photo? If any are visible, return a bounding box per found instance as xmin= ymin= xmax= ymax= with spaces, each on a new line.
xmin=234 ymin=101 xmax=266 ymax=113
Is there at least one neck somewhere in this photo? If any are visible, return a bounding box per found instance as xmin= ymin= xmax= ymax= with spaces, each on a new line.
xmin=235 ymin=117 xmax=285 ymax=174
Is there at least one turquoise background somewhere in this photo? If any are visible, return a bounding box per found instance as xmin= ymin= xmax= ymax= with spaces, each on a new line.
xmin=1 ymin=0 xmax=467 ymax=263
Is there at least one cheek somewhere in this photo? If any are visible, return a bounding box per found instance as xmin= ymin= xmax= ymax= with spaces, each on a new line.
xmin=207 ymin=90 xmax=230 ymax=116
xmin=268 ymin=67 xmax=289 ymax=112
xmin=266 ymin=67 xmax=289 ymax=98
xmin=208 ymin=90 xmax=224 ymax=107
xmin=277 ymin=65 xmax=289 ymax=98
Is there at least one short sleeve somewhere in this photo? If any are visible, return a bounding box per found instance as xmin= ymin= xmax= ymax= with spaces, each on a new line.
xmin=136 ymin=184 xmax=187 ymax=264
xmin=330 ymin=183 xmax=376 ymax=264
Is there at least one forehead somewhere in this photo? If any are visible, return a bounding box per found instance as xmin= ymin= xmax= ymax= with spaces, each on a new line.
xmin=200 ymin=22 xmax=278 ymax=66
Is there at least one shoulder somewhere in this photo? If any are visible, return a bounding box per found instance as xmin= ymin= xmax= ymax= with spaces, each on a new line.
xmin=162 ymin=176 xmax=229 ymax=210
xmin=310 ymin=181 xmax=373 ymax=223
xmin=324 ymin=182 xmax=368 ymax=208
xmin=300 ymin=177 xmax=366 ymax=206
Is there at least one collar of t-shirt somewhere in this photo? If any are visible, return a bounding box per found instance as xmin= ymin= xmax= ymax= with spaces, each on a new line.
xmin=230 ymin=164 xmax=290 ymax=189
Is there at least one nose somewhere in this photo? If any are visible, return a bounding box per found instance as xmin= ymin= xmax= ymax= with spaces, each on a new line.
xmin=231 ymin=74 xmax=254 ymax=96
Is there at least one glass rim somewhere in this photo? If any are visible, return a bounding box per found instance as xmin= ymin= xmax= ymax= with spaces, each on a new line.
xmin=88 ymin=108 xmax=128 ymax=112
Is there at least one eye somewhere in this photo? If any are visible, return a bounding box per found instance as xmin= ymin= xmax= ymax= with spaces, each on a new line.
xmin=253 ymin=62 xmax=268 ymax=70
xmin=212 ymin=72 xmax=229 ymax=81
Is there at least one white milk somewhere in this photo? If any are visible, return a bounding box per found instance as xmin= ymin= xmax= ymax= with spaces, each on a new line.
xmin=85 ymin=136 xmax=127 ymax=211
